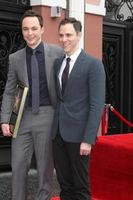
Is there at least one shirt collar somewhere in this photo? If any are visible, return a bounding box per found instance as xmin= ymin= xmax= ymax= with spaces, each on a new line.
xmin=26 ymin=42 xmax=44 ymax=54
xmin=65 ymin=48 xmax=82 ymax=62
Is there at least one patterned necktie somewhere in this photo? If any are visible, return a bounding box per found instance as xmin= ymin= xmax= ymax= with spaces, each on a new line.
xmin=31 ymin=49 xmax=39 ymax=113
xmin=61 ymin=57 xmax=71 ymax=95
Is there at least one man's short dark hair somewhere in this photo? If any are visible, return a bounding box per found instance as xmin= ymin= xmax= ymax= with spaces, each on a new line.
xmin=58 ymin=17 xmax=82 ymax=33
xmin=21 ymin=9 xmax=44 ymax=27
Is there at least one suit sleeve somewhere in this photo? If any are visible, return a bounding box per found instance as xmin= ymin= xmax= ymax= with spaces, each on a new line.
xmin=0 ymin=55 xmax=17 ymax=124
xmin=83 ymin=59 xmax=106 ymax=144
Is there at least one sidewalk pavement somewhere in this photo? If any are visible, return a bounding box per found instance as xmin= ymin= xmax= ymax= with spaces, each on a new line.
xmin=0 ymin=169 xmax=60 ymax=200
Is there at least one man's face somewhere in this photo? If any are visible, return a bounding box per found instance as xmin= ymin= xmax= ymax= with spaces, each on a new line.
xmin=22 ymin=16 xmax=44 ymax=49
xmin=58 ymin=23 xmax=81 ymax=56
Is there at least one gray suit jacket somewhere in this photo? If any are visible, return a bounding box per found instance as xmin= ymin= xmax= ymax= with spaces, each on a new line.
xmin=0 ymin=43 xmax=63 ymax=124
xmin=52 ymin=50 xmax=105 ymax=144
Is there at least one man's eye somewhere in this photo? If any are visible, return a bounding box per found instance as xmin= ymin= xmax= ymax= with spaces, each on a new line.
xmin=23 ymin=28 xmax=28 ymax=31
xmin=66 ymin=34 xmax=71 ymax=37
xmin=22 ymin=27 xmax=38 ymax=31
xmin=59 ymin=34 xmax=63 ymax=37
xmin=31 ymin=27 xmax=38 ymax=31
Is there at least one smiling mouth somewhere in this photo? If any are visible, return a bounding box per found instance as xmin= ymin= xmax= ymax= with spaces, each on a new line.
xmin=28 ymin=38 xmax=34 ymax=41
xmin=63 ymin=44 xmax=69 ymax=48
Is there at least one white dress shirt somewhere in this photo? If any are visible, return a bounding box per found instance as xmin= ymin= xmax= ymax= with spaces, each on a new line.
xmin=58 ymin=48 xmax=82 ymax=88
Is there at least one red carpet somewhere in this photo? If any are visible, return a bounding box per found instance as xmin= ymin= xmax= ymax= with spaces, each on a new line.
xmin=90 ymin=133 xmax=133 ymax=200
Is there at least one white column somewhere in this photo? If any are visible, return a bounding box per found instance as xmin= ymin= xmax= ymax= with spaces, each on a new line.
xmin=68 ymin=0 xmax=85 ymax=48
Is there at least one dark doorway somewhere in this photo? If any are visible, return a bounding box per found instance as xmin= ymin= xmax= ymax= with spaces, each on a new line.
xmin=0 ymin=0 xmax=31 ymax=169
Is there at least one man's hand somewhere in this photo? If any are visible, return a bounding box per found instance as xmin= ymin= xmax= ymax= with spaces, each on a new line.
xmin=80 ymin=142 xmax=92 ymax=156
xmin=1 ymin=124 xmax=12 ymax=137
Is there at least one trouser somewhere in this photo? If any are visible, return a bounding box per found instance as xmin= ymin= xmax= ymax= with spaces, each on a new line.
xmin=11 ymin=106 xmax=54 ymax=200
xmin=52 ymin=133 xmax=91 ymax=200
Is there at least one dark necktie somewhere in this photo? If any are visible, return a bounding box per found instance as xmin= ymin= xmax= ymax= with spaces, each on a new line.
xmin=31 ymin=49 xmax=39 ymax=113
xmin=61 ymin=57 xmax=71 ymax=95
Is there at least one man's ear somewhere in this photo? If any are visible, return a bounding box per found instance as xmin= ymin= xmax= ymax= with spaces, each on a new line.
xmin=41 ymin=26 xmax=44 ymax=34
xmin=78 ymin=32 xmax=82 ymax=40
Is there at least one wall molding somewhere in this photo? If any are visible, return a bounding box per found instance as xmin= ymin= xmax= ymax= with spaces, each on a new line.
xmin=30 ymin=0 xmax=106 ymax=16
xmin=30 ymin=0 xmax=66 ymax=8
xmin=85 ymin=0 xmax=106 ymax=16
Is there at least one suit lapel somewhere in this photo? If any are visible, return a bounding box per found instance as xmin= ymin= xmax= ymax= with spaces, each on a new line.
xmin=18 ymin=48 xmax=29 ymax=87
xmin=63 ymin=50 xmax=85 ymax=95
xmin=44 ymin=43 xmax=64 ymax=105
xmin=56 ymin=57 xmax=64 ymax=99
xmin=44 ymin=43 xmax=51 ymax=91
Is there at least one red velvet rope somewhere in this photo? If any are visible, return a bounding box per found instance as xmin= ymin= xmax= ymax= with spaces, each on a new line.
xmin=110 ymin=105 xmax=133 ymax=128
xmin=101 ymin=105 xmax=133 ymax=135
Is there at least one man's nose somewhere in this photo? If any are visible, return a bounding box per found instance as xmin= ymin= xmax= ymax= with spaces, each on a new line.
xmin=28 ymin=29 xmax=33 ymax=35
xmin=62 ymin=36 xmax=67 ymax=42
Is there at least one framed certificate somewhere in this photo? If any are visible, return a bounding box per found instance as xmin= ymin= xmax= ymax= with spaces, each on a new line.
xmin=9 ymin=84 xmax=28 ymax=138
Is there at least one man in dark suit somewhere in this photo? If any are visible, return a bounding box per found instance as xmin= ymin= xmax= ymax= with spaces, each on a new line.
xmin=52 ymin=18 xmax=105 ymax=200
xmin=0 ymin=10 xmax=62 ymax=200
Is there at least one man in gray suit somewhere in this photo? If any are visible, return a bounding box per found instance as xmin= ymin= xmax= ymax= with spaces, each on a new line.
xmin=0 ymin=10 xmax=62 ymax=200
xmin=52 ymin=18 xmax=105 ymax=200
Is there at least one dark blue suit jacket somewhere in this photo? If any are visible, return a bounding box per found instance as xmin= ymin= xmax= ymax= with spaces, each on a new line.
xmin=52 ymin=50 xmax=105 ymax=144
